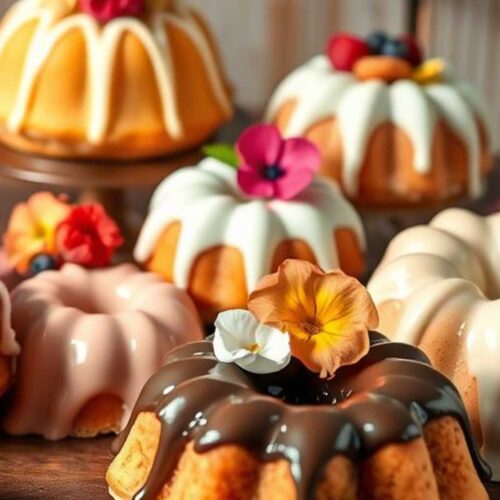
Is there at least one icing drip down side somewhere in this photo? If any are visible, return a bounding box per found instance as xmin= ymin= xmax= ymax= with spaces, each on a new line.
xmin=265 ymin=55 xmax=490 ymax=198
xmin=134 ymin=158 xmax=365 ymax=292
xmin=113 ymin=333 xmax=490 ymax=500
xmin=0 ymin=0 xmax=231 ymax=143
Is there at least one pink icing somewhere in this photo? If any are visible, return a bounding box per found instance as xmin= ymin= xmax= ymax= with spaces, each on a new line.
xmin=2 ymin=263 xmax=203 ymax=440
xmin=0 ymin=279 xmax=19 ymax=357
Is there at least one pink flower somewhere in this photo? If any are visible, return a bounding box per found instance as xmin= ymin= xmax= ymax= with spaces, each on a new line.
xmin=79 ymin=0 xmax=144 ymax=23
xmin=236 ymin=125 xmax=321 ymax=201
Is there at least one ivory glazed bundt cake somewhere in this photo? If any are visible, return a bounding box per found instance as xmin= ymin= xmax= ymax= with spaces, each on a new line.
xmin=2 ymin=263 xmax=203 ymax=440
xmin=108 ymin=260 xmax=490 ymax=499
xmin=0 ymin=0 xmax=232 ymax=159
xmin=368 ymin=208 xmax=500 ymax=480
xmin=266 ymin=32 xmax=492 ymax=207
xmin=134 ymin=125 xmax=366 ymax=322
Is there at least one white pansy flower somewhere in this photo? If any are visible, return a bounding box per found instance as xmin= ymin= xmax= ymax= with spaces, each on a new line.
xmin=213 ymin=309 xmax=291 ymax=374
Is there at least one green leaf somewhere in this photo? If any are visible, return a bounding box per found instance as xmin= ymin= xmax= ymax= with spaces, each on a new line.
xmin=203 ymin=143 xmax=239 ymax=168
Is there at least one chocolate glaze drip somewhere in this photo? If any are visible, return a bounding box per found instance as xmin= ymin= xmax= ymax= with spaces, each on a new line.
xmin=113 ymin=332 xmax=491 ymax=500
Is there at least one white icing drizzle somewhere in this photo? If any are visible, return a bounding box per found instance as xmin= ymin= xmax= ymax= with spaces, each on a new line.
xmin=135 ymin=158 xmax=365 ymax=291
xmin=0 ymin=0 xmax=231 ymax=143
xmin=0 ymin=280 xmax=20 ymax=357
xmin=368 ymin=208 xmax=500 ymax=479
xmin=266 ymin=55 xmax=489 ymax=198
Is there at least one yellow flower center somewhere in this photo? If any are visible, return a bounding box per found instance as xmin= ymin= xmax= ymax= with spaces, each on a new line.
xmin=246 ymin=343 xmax=261 ymax=353
xmin=300 ymin=318 xmax=322 ymax=336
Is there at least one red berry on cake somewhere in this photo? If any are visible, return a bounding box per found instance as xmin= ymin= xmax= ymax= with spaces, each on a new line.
xmin=399 ymin=33 xmax=423 ymax=66
xmin=326 ymin=33 xmax=370 ymax=71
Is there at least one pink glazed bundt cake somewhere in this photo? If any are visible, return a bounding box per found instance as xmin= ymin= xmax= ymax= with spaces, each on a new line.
xmin=2 ymin=263 xmax=203 ymax=440
xmin=368 ymin=208 xmax=500 ymax=479
xmin=0 ymin=279 xmax=19 ymax=396
xmin=266 ymin=32 xmax=492 ymax=207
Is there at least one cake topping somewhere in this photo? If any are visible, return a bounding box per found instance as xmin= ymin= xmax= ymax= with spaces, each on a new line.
xmin=3 ymin=192 xmax=70 ymax=274
xmin=213 ymin=309 xmax=291 ymax=374
xmin=55 ymin=204 xmax=124 ymax=268
xmin=248 ymin=260 xmax=378 ymax=378
xmin=4 ymin=193 xmax=123 ymax=275
xmin=79 ymin=0 xmax=144 ymax=23
xmin=411 ymin=58 xmax=447 ymax=84
xmin=326 ymin=33 xmax=370 ymax=72
xmin=204 ymin=124 xmax=321 ymax=201
xmin=327 ymin=31 xmax=425 ymax=82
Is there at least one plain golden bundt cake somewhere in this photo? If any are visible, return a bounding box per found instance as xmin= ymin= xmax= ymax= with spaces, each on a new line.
xmin=134 ymin=125 xmax=366 ymax=322
xmin=0 ymin=0 xmax=232 ymax=159
xmin=265 ymin=32 xmax=492 ymax=207
xmin=368 ymin=208 xmax=500 ymax=480
xmin=108 ymin=261 xmax=490 ymax=499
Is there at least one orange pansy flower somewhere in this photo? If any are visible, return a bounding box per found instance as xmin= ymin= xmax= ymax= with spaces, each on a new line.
xmin=248 ymin=259 xmax=379 ymax=378
xmin=3 ymin=192 xmax=70 ymax=273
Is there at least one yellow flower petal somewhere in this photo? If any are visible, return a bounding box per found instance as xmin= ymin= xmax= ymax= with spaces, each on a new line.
xmin=248 ymin=259 xmax=378 ymax=378
xmin=3 ymin=193 xmax=70 ymax=273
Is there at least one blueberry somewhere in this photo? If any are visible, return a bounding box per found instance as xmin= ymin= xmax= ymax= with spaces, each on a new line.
xmin=30 ymin=254 xmax=58 ymax=275
xmin=366 ymin=31 xmax=388 ymax=54
xmin=380 ymin=39 xmax=408 ymax=58
xmin=263 ymin=165 xmax=285 ymax=181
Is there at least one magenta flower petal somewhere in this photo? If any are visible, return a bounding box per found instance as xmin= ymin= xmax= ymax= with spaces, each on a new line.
xmin=279 ymin=138 xmax=321 ymax=173
xmin=273 ymin=169 xmax=316 ymax=200
xmin=236 ymin=124 xmax=284 ymax=168
xmin=237 ymin=169 xmax=275 ymax=198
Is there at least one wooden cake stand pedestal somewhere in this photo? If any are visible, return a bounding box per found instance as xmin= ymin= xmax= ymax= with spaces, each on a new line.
xmin=0 ymin=142 xmax=202 ymax=244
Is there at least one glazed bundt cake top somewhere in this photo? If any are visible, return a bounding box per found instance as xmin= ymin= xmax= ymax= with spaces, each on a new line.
xmin=113 ymin=260 xmax=490 ymax=499
xmin=0 ymin=0 xmax=231 ymax=145
xmin=368 ymin=207 xmax=500 ymax=479
xmin=265 ymin=31 xmax=490 ymax=199
xmin=113 ymin=333 xmax=490 ymax=500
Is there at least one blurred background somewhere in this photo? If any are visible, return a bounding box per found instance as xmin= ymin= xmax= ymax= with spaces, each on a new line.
xmin=0 ymin=0 xmax=498 ymax=227
xmin=1 ymin=0 xmax=499 ymax=147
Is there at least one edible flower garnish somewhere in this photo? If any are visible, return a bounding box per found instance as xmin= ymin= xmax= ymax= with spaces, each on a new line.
xmin=3 ymin=193 xmax=70 ymax=274
xmin=213 ymin=309 xmax=291 ymax=374
xmin=235 ymin=124 xmax=321 ymax=201
xmin=56 ymin=204 xmax=124 ymax=268
xmin=3 ymin=193 xmax=123 ymax=275
xmin=248 ymin=260 xmax=378 ymax=378
xmin=79 ymin=0 xmax=144 ymax=23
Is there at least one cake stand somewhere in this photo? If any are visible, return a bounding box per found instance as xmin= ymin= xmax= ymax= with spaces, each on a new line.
xmin=0 ymin=141 xmax=201 ymax=237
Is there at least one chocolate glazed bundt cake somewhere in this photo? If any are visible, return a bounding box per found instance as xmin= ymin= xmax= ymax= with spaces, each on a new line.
xmin=107 ymin=333 xmax=490 ymax=499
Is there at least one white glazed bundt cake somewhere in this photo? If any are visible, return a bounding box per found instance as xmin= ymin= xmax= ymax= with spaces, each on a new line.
xmin=368 ymin=208 xmax=500 ymax=479
xmin=134 ymin=157 xmax=366 ymax=322
xmin=266 ymin=32 xmax=492 ymax=207
xmin=0 ymin=0 xmax=232 ymax=159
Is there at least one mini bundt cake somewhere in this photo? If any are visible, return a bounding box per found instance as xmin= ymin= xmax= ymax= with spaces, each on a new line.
xmin=108 ymin=260 xmax=490 ymax=499
xmin=2 ymin=263 xmax=203 ymax=440
xmin=135 ymin=158 xmax=365 ymax=321
xmin=107 ymin=334 xmax=490 ymax=499
xmin=265 ymin=32 xmax=492 ymax=207
xmin=0 ymin=0 xmax=232 ymax=159
xmin=0 ymin=279 xmax=19 ymax=397
xmin=368 ymin=208 xmax=500 ymax=479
